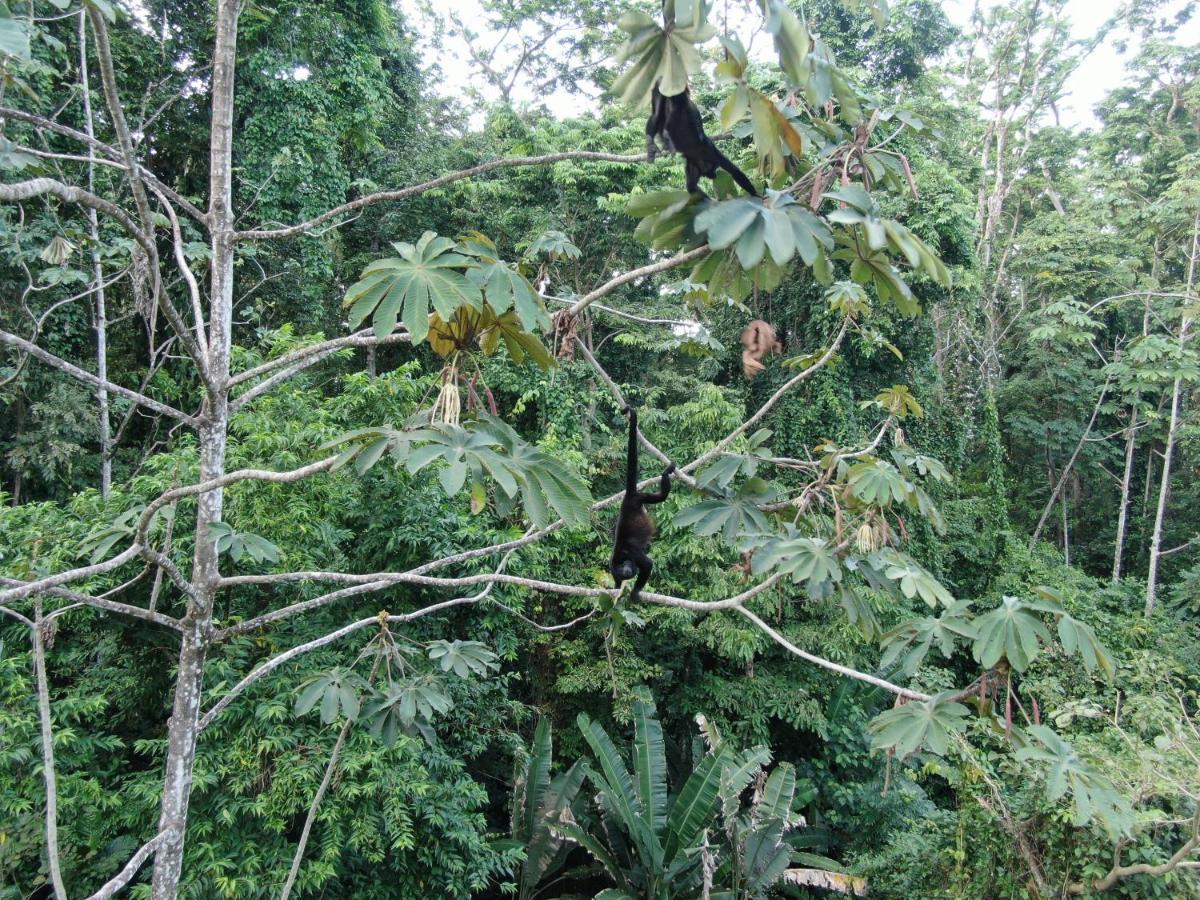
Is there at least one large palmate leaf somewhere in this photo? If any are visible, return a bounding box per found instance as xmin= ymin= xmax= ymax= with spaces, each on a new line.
xmin=747 ymin=527 xmax=842 ymax=599
xmin=629 ymin=189 xmax=707 ymax=250
xmin=673 ymin=486 xmax=772 ymax=543
xmin=1016 ymin=726 xmax=1133 ymax=837
xmin=876 ymin=550 xmax=955 ymax=608
xmin=343 ymin=230 xmax=481 ymax=342
xmin=294 ymin=668 xmax=369 ymax=724
xmin=458 ymin=231 xmax=551 ymax=332
xmin=693 ymin=192 xmax=832 ymax=271
xmin=611 ymin=3 xmax=715 ymax=106
xmin=880 ymin=600 xmax=976 ymax=676
xmin=362 ymin=675 xmax=454 ymax=747
xmin=970 ymin=595 xmax=1053 ymax=672
xmin=868 ymin=693 xmax=970 ymax=759
xmin=323 ymin=418 xmax=591 ymax=528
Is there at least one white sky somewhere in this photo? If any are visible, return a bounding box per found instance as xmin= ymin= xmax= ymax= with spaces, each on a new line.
xmin=407 ymin=0 xmax=1199 ymax=130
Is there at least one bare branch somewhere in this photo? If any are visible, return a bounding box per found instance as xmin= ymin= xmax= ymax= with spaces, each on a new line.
xmin=236 ymin=151 xmax=646 ymax=240
xmin=0 ymin=177 xmax=148 ymax=246
xmin=0 ymin=545 xmax=142 ymax=605
xmin=228 ymin=328 xmax=407 ymax=386
xmin=1068 ymin=805 xmax=1200 ymax=894
xmin=566 ymin=246 xmax=711 ymax=317
xmin=0 ymin=328 xmax=200 ymax=425
xmin=687 ymin=317 xmax=851 ymax=472
xmin=200 ymin=597 xmax=478 ymax=730
xmin=0 ymin=105 xmax=206 ymax=223
xmin=32 ymin=604 xmax=67 ymax=900
xmin=0 ymin=576 xmax=182 ymax=630
xmin=735 ymin=605 xmax=930 ymax=701
xmin=84 ymin=830 xmax=173 ymax=900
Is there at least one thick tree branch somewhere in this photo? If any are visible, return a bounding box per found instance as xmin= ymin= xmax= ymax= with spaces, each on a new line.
xmin=228 ymin=328 xmax=408 ymax=386
xmin=236 ymin=151 xmax=646 ymax=240
xmin=0 ymin=576 xmax=182 ymax=630
xmin=1068 ymin=805 xmax=1200 ymax=894
xmin=0 ymin=546 xmax=142 ymax=604
xmin=0 ymin=329 xmax=200 ymax=425
xmin=32 ymin=605 xmax=68 ymax=900
xmin=0 ymin=105 xmax=206 ymax=223
xmin=566 ymin=246 xmax=711 ymax=317
xmin=84 ymin=830 xmax=173 ymax=900
xmin=735 ymin=606 xmax=930 ymax=701
xmin=0 ymin=177 xmax=147 ymax=244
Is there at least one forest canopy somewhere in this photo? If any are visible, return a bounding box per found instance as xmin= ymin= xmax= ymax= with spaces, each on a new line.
xmin=1 ymin=0 xmax=1199 ymax=897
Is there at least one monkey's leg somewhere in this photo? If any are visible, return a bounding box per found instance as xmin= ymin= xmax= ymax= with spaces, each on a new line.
xmin=629 ymin=550 xmax=653 ymax=601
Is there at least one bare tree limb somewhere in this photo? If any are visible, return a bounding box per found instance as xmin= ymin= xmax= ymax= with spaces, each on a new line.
xmin=0 ymin=328 xmax=200 ymax=425
xmin=199 ymin=598 xmax=479 ymax=730
xmin=735 ymin=605 xmax=930 ymax=701
xmin=1067 ymin=805 xmax=1200 ymax=894
xmin=0 ymin=546 xmax=142 ymax=604
xmin=0 ymin=105 xmax=207 ymax=223
xmin=236 ymin=151 xmax=646 ymax=240
xmin=32 ymin=603 xmax=68 ymax=900
xmin=84 ymin=829 xmax=173 ymax=900
xmin=566 ymin=246 xmax=711 ymax=317
xmin=0 ymin=576 xmax=182 ymax=630
xmin=228 ymin=328 xmax=410 ymax=387
xmin=227 ymin=328 xmax=408 ymax=411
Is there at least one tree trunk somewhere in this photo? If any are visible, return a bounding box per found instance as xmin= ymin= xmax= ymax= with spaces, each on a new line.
xmin=149 ymin=0 xmax=240 ymax=893
xmin=1146 ymin=213 xmax=1199 ymax=615
xmin=1112 ymin=410 xmax=1136 ymax=582
xmin=80 ymin=13 xmax=111 ymax=498
xmin=1029 ymin=379 xmax=1109 ymax=548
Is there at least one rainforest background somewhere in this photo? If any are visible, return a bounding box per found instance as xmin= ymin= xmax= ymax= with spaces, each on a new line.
xmin=2 ymin=0 xmax=1200 ymax=897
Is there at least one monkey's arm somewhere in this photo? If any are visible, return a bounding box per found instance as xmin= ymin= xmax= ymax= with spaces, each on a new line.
xmin=646 ymin=88 xmax=667 ymax=160
xmin=625 ymin=405 xmax=640 ymax=495
xmin=640 ymin=464 xmax=675 ymax=504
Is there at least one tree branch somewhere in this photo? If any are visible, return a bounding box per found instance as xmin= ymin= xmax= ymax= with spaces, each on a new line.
xmin=84 ymin=830 xmax=173 ymax=900
xmin=1068 ymin=805 xmax=1200 ymax=894
xmin=735 ymin=605 xmax=930 ymax=701
xmin=566 ymin=246 xmax=711 ymax=317
xmin=0 ymin=329 xmax=200 ymax=425
xmin=0 ymin=105 xmax=206 ymax=223
xmin=32 ymin=605 xmax=68 ymax=900
xmin=236 ymin=151 xmax=646 ymax=240
xmin=0 ymin=576 xmax=182 ymax=630
xmin=228 ymin=328 xmax=408 ymax=386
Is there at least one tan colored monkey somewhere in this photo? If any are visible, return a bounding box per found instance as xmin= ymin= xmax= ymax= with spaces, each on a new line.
xmin=740 ymin=319 xmax=782 ymax=379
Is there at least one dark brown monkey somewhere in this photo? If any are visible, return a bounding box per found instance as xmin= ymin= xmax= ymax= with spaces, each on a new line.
xmin=741 ymin=319 xmax=782 ymax=379
xmin=610 ymin=405 xmax=674 ymax=600
xmin=646 ymin=84 xmax=758 ymax=196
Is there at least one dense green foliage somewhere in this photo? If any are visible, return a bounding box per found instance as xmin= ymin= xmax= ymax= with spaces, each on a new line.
xmin=1 ymin=0 xmax=1199 ymax=897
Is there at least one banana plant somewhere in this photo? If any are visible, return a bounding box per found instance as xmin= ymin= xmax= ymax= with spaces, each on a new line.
xmin=507 ymin=718 xmax=586 ymax=900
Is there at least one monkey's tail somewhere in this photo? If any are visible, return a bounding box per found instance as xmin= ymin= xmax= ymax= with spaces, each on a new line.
xmin=716 ymin=150 xmax=759 ymax=196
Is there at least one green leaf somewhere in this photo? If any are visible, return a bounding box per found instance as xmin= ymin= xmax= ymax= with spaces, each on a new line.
xmin=662 ymin=748 xmax=725 ymax=863
xmin=867 ymin=693 xmax=969 ymax=759
xmin=970 ymin=595 xmax=1052 ymax=672
xmin=343 ymin=231 xmax=481 ymax=343
xmin=631 ymin=688 xmax=668 ymax=838
xmin=1016 ymin=726 xmax=1133 ymax=837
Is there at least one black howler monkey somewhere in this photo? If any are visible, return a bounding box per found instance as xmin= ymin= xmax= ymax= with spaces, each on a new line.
xmin=646 ymin=85 xmax=758 ymax=196
xmin=610 ymin=405 xmax=674 ymax=600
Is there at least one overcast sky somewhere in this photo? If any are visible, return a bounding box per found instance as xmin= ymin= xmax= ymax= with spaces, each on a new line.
xmin=407 ymin=0 xmax=1199 ymax=130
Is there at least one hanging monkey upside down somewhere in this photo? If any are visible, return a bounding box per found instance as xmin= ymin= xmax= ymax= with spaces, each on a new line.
xmin=740 ymin=319 xmax=782 ymax=379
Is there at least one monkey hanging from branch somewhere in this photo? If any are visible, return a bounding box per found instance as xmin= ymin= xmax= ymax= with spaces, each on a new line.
xmin=740 ymin=319 xmax=782 ymax=379
xmin=610 ymin=405 xmax=675 ymax=601
xmin=645 ymin=84 xmax=759 ymax=197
